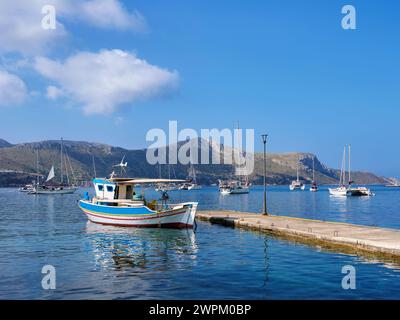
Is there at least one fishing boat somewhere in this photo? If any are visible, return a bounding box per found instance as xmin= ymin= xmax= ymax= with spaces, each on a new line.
xmin=78 ymin=177 xmax=198 ymax=228
xmin=310 ymin=156 xmax=318 ymax=192
xmin=290 ymin=157 xmax=305 ymax=191
xmin=32 ymin=138 xmax=78 ymax=195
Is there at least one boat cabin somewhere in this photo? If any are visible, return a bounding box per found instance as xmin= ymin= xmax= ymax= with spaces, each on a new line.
xmin=92 ymin=177 xmax=187 ymax=205
xmin=93 ymin=178 xmax=139 ymax=201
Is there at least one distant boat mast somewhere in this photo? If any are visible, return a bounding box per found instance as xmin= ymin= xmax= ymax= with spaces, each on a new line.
xmin=60 ymin=137 xmax=63 ymax=185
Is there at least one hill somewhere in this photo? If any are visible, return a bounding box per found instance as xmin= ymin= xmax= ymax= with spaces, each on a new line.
xmin=0 ymin=138 xmax=387 ymax=187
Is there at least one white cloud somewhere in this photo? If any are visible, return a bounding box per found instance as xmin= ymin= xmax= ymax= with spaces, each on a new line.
xmin=78 ymin=0 xmax=147 ymax=31
xmin=35 ymin=49 xmax=179 ymax=114
xmin=46 ymin=86 xmax=64 ymax=100
xmin=0 ymin=0 xmax=147 ymax=55
xmin=0 ymin=70 xmax=27 ymax=106
xmin=0 ymin=1 xmax=66 ymax=55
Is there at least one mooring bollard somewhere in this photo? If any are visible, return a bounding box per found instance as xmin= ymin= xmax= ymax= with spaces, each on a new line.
xmin=334 ymin=231 xmax=339 ymax=237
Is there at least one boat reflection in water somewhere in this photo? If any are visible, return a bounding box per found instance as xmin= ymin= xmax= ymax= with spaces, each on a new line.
xmin=85 ymin=221 xmax=198 ymax=272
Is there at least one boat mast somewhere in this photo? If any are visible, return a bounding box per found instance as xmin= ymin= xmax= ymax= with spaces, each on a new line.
xmin=92 ymin=154 xmax=97 ymax=178
xmin=297 ymin=156 xmax=300 ymax=182
xmin=60 ymin=137 xmax=63 ymax=185
xmin=348 ymin=144 xmax=351 ymax=185
xmin=312 ymin=156 xmax=315 ymax=182
xmin=36 ymin=149 xmax=39 ymax=186
xmin=235 ymin=121 xmax=241 ymax=181
xmin=344 ymin=146 xmax=347 ymax=186
xmin=339 ymin=146 xmax=345 ymax=186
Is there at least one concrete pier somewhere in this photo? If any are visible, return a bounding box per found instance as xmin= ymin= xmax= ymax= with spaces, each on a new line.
xmin=197 ymin=211 xmax=400 ymax=262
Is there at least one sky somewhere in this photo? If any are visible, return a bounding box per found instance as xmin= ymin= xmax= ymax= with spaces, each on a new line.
xmin=0 ymin=0 xmax=399 ymax=176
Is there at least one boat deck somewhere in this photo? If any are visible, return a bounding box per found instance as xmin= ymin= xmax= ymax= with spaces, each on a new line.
xmin=197 ymin=210 xmax=400 ymax=261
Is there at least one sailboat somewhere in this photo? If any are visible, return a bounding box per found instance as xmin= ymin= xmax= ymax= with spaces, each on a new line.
xmin=33 ymin=138 xmax=78 ymax=194
xmin=155 ymin=164 xmax=179 ymax=192
xmin=346 ymin=145 xmax=374 ymax=197
xmin=179 ymin=162 xmax=201 ymax=190
xmin=219 ymin=124 xmax=250 ymax=195
xmin=289 ymin=156 xmax=305 ymax=191
xmin=329 ymin=146 xmax=349 ymax=196
xmin=310 ymin=156 xmax=318 ymax=192
xmin=385 ymin=178 xmax=400 ymax=188
xmin=329 ymin=145 xmax=374 ymax=197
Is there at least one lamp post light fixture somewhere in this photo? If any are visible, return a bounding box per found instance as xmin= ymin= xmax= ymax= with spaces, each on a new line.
xmin=261 ymin=134 xmax=268 ymax=215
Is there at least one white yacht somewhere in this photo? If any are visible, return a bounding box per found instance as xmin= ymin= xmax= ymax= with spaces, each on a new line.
xmin=329 ymin=145 xmax=374 ymax=197
xmin=32 ymin=138 xmax=78 ymax=195
xmin=179 ymin=162 xmax=201 ymax=190
xmin=219 ymin=180 xmax=250 ymax=195
xmin=329 ymin=146 xmax=349 ymax=196
xmin=219 ymin=123 xmax=251 ymax=195
xmin=290 ymin=157 xmax=305 ymax=191
xmin=309 ymin=156 xmax=318 ymax=192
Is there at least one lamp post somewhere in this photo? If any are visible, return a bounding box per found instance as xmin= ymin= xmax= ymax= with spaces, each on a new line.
xmin=261 ymin=134 xmax=268 ymax=215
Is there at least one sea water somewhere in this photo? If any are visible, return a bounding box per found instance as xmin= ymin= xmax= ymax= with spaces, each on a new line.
xmin=0 ymin=185 xmax=399 ymax=299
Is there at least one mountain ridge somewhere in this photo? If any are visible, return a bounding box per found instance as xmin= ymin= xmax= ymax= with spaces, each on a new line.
xmin=0 ymin=138 xmax=387 ymax=187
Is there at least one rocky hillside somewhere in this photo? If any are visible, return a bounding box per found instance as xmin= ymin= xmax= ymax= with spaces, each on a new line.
xmin=0 ymin=139 xmax=13 ymax=148
xmin=0 ymin=138 xmax=387 ymax=186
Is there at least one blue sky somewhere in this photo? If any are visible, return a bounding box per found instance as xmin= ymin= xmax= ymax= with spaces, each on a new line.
xmin=0 ymin=0 xmax=399 ymax=176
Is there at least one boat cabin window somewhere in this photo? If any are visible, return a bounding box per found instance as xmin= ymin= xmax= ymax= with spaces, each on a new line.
xmin=106 ymin=186 xmax=114 ymax=192
xmin=114 ymin=184 xmax=135 ymax=200
xmin=126 ymin=185 xmax=133 ymax=199
xmin=98 ymin=185 xmax=104 ymax=191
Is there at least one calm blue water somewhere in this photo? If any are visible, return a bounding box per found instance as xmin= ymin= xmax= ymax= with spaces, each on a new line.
xmin=1 ymin=185 xmax=400 ymax=300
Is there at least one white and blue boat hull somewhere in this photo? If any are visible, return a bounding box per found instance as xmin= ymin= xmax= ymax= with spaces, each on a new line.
xmin=79 ymin=200 xmax=198 ymax=228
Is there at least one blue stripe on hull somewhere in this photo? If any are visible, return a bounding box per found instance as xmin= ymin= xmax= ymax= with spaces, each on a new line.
xmin=79 ymin=200 xmax=155 ymax=215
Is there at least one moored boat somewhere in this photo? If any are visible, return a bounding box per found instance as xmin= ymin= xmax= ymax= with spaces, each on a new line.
xmin=219 ymin=180 xmax=250 ymax=195
xmin=385 ymin=178 xmax=400 ymax=188
xmin=329 ymin=145 xmax=374 ymax=197
xmin=18 ymin=184 xmax=35 ymax=193
xmin=290 ymin=157 xmax=305 ymax=191
xmin=34 ymin=185 xmax=78 ymax=194
xmin=329 ymin=186 xmax=348 ymax=196
xmin=329 ymin=146 xmax=349 ymax=196
xmin=347 ymin=186 xmax=375 ymax=197
xmin=179 ymin=162 xmax=201 ymax=190
xmin=31 ymin=138 xmax=78 ymax=195
xmin=78 ymin=177 xmax=198 ymax=228
xmin=309 ymin=156 xmax=318 ymax=192
xmin=218 ymin=123 xmax=251 ymax=195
